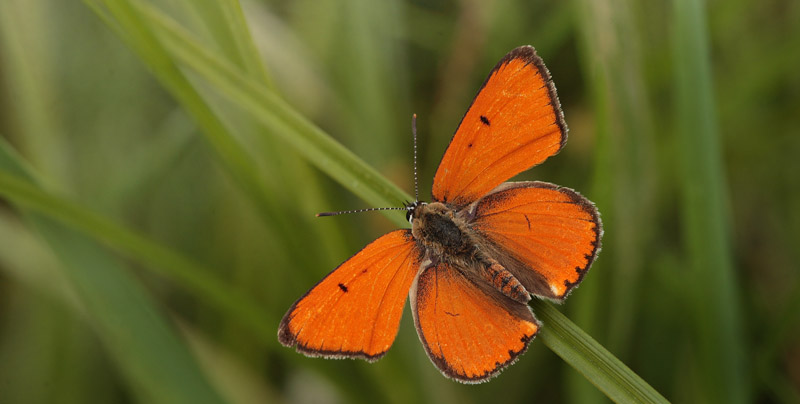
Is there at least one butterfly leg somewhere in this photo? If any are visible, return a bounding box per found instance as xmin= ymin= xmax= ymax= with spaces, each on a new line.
xmin=483 ymin=260 xmax=530 ymax=304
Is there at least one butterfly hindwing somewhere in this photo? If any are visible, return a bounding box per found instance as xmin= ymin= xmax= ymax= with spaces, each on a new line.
xmin=279 ymin=230 xmax=421 ymax=360
xmin=410 ymin=262 xmax=540 ymax=383
xmin=472 ymin=181 xmax=602 ymax=300
xmin=432 ymin=46 xmax=567 ymax=207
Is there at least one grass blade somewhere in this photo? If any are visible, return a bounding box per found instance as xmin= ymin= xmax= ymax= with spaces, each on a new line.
xmin=672 ymin=0 xmax=749 ymax=402
xmin=0 ymin=147 xmax=226 ymax=404
xmin=0 ymin=139 xmax=274 ymax=340
xmin=532 ymin=300 xmax=669 ymax=404
xmin=126 ymin=0 xmax=410 ymax=220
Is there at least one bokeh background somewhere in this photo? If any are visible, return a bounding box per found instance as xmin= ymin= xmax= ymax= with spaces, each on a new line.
xmin=1 ymin=0 xmax=799 ymax=403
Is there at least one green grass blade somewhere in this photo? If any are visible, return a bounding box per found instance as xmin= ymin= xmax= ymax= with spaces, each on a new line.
xmin=672 ymin=0 xmax=749 ymax=402
xmin=86 ymin=0 xmax=295 ymax=231
xmin=87 ymin=0 xmax=343 ymax=278
xmin=27 ymin=220 xmax=227 ymax=404
xmin=0 ymin=149 xmax=226 ymax=404
xmin=0 ymin=139 xmax=274 ymax=341
xmin=570 ymin=0 xmax=658 ymax=401
xmin=128 ymin=0 xmax=410 ymax=221
xmin=531 ymin=300 xmax=670 ymax=404
xmin=186 ymin=0 xmax=273 ymax=85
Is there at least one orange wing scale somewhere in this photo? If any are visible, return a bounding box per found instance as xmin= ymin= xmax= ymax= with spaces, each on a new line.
xmin=473 ymin=182 xmax=601 ymax=300
xmin=432 ymin=46 xmax=567 ymax=207
xmin=279 ymin=230 xmax=420 ymax=360
xmin=411 ymin=263 xmax=539 ymax=383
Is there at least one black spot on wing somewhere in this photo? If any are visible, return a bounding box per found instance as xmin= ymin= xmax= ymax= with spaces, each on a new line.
xmin=480 ymin=115 xmax=491 ymax=126
xmin=338 ymin=283 xmax=348 ymax=293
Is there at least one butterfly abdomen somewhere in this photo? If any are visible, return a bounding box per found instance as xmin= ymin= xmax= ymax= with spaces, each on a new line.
xmin=483 ymin=261 xmax=531 ymax=304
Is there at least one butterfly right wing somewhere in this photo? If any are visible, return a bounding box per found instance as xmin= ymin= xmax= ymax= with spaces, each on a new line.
xmin=432 ymin=46 xmax=567 ymax=207
xmin=472 ymin=181 xmax=602 ymax=301
xmin=410 ymin=262 xmax=540 ymax=383
xmin=279 ymin=230 xmax=421 ymax=361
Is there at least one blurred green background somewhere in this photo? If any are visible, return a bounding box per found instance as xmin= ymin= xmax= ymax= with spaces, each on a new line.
xmin=1 ymin=0 xmax=798 ymax=403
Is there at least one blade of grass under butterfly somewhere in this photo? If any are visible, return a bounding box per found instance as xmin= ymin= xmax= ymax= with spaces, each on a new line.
xmin=0 ymin=154 xmax=226 ymax=404
xmin=531 ymin=300 xmax=669 ymax=404
xmin=672 ymin=0 xmax=749 ymax=402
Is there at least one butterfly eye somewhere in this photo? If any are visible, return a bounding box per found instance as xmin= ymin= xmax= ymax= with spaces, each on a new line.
xmin=406 ymin=201 xmax=422 ymax=224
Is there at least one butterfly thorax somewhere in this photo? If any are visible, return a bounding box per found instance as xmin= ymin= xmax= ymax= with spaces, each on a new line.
xmin=409 ymin=200 xmax=501 ymax=278
xmin=410 ymin=201 xmax=532 ymax=304
xmin=410 ymin=202 xmax=476 ymax=260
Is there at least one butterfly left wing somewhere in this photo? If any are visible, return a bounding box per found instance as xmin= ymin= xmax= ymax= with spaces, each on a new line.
xmin=471 ymin=181 xmax=602 ymax=301
xmin=279 ymin=230 xmax=420 ymax=360
xmin=410 ymin=262 xmax=539 ymax=383
xmin=432 ymin=46 xmax=567 ymax=207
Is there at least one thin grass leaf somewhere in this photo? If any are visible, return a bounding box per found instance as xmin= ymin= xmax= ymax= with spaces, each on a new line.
xmin=672 ymin=0 xmax=749 ymax=402
xmin=0 ymin=148 xmax=226 ymax=404
xmin=531 ymin=300 xmax=669 ymax=404
xmin=0 ymin=139 xmax=275 ymax=341
xmin=186 ymin=0 xmax=273 ymax=85
xmin=86 ymin=0 xmax=296 ymax=231
xmin=569 ymin=0 xmax=658 ymax=401
xmin=88 ymin=0 xmax=343 ymax=282
xmin=127 ymin=0 xmax=411 ymax=221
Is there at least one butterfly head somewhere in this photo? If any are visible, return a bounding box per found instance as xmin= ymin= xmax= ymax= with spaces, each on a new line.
xmin=405 ymin=201 xmax=426 ymax=224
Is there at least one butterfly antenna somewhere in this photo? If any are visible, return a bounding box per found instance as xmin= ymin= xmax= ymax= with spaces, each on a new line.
xmin=316 ymin=207 xmax=406 ymax=217
xmin=319 ymin=116 xmax=422 ymax=218
xmin=412 ymin=113 xmax=419 ymax=202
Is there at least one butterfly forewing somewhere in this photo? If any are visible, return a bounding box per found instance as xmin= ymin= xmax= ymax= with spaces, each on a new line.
xmin=279 ymin=230 xmax=421 ymax=360
xmin=472 ymin=182 xmax=602 ymax=300
xmin=432 ymin=46 xmax=567 ymax=207
xmin=410 ymin=262 xmax=540 ymax=383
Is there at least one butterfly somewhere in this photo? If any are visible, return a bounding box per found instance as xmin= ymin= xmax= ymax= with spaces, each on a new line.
xmin=278 ymin=45 xmax=602 ymax=383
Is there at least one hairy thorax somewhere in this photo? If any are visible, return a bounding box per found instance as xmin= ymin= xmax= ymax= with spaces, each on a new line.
xmin=410 ymin=202 xmax=478 ymax=265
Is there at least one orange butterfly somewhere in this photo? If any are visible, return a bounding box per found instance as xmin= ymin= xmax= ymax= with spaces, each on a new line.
xmin=278 ymin=46 xmax=602 ymax=383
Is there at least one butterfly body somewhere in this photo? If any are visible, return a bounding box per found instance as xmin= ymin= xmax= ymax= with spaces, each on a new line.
xmin=409 ymin=199 xmax=532 ymax=305
xmin=279 ymin=46 xmax=602 ymax=383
